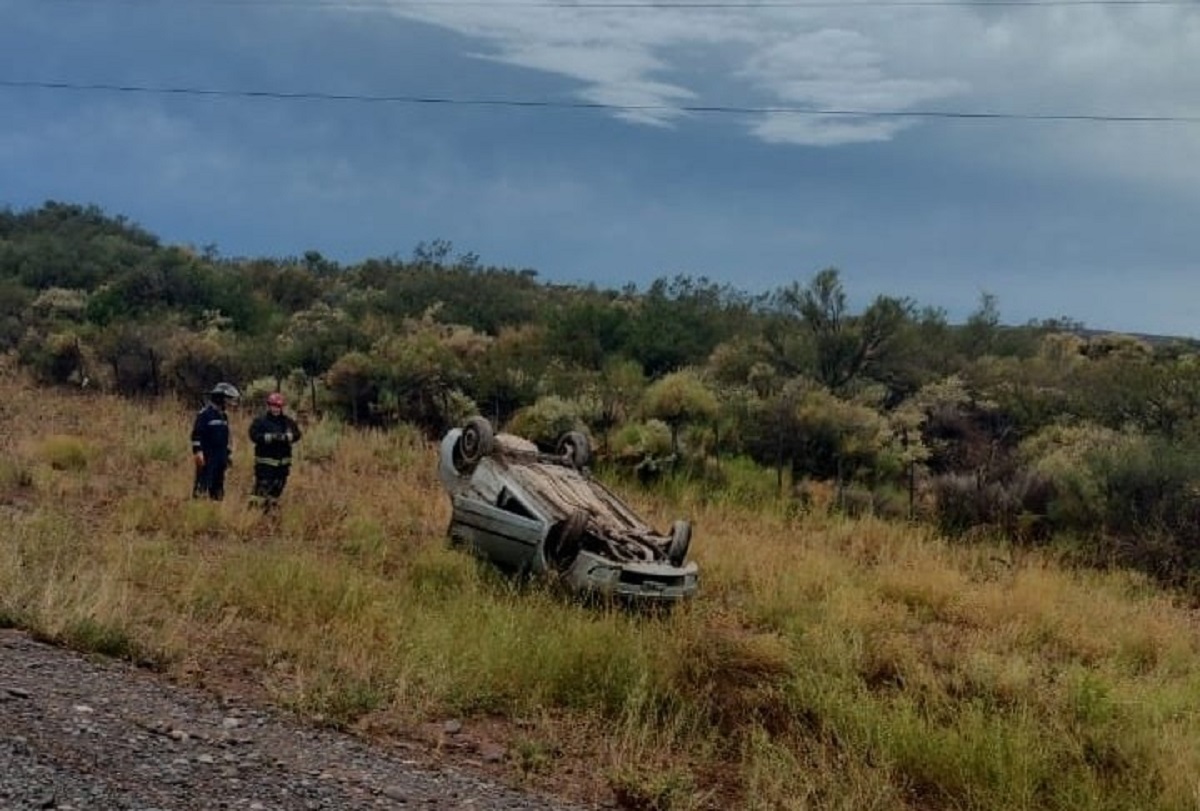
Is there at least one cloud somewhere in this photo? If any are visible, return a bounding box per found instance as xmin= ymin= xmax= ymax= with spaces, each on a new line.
xmin=378 ymin=3 xmax=965 ymax=138
xmin=750 ymin=113 xmax=905 ymax=146
xmin=738 ymin=28 xmax=967 ymax=144
xmin=374 ymin=1 xmax=1200 ymax=172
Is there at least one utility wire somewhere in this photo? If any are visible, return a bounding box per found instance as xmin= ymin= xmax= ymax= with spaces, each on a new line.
xmin=3 ymin=79 xmax=1198 ymax=123
xmin=12 ymin=0 xmax=1200 ymax=8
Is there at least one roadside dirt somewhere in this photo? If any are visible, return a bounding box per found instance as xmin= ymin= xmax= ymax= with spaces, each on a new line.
xmin=0 ymin=628 xmax=607 ymax=810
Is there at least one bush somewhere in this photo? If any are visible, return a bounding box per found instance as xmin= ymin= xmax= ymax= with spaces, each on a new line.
xmin=241 ymin=372 xmax=322 ymax=416
xmin=1085 ymin=438 xmax=1200 ymax=585
xmin=325 ymin=351 xmax=379 ymax=424
xmin=162 ymin=330 xmax=243 ymax=402
xmin=505 ymin=395 xmax=588 ymax=449
xmin=1017 ymin=428 xmax=1200 ymax=587
xmin=18 ymin=330 xmax=88 ymax=387
xmin=930 ymin=469 xmax=1053 ymax=543
xmin=610 ymin=420 xmax=673 ymax=463
xmin=1020 ymin=422 xmax=1125 ymax=532
xmin=93 ymin=323 xmax=165 ymax=396
xmin=299 ymin=418 xmax=343 ymax=464
xmin=39 ymin=435 xmax=94 ymax=471
xmin=700 ymin=455 xmax=780 ymax=508
xmin=1090 ymin=438 xmax=1200 ymax=538
xmin=0 ymin=458 xmax=35 ymax=492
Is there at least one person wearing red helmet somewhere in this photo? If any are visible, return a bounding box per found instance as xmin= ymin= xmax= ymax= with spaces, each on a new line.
xmin=248 ymin=391 xmax=302 ymax=508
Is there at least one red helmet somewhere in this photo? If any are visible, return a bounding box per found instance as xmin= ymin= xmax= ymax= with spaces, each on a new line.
xmin=266 ymin=392 xmax=285 ymax=408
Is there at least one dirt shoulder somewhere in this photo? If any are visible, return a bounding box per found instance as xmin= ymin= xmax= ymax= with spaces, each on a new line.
xmin=0 ymin=629 xmax=597 ymax=811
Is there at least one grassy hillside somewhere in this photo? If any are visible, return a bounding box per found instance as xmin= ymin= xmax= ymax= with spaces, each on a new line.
xmin=2 ymin=359 xmax=1199 ymax=810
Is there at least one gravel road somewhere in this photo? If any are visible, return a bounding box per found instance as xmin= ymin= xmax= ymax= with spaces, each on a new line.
xmin=0 ymin=629 xmax=594 ymax=811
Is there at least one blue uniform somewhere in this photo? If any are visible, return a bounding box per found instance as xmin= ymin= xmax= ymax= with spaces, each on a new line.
xmin=191 ymin=402 xmax=231 ymax=500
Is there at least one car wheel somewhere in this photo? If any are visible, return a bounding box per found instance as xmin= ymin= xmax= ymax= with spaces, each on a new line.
xmin=454 ymin=416 xmax=494 ymax=472
xmin=546 ymin=509 xmax=587 ymax=572
xmin=556 ymin=431 xmax=591 ymax=468
xmin=667 ymin=519 xmax=691 ymax=566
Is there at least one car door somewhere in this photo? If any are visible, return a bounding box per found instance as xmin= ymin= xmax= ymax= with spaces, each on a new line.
xmin=451 ymin=489 xmax=545 ymax=571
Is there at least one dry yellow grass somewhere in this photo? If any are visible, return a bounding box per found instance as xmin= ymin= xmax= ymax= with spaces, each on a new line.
xmin=2 ymin=359 xmax=1200 ymax=810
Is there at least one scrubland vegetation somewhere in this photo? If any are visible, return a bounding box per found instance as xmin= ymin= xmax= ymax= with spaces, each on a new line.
xmin=4 ymin=364 xmax=1200 ymax=810
xmin=5 ymin=200 xmax=1200 ymax=809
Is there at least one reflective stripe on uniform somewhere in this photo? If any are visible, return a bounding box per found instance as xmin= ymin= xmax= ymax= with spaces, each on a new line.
xmin=254 ymin=457 xmax=292 ymax=467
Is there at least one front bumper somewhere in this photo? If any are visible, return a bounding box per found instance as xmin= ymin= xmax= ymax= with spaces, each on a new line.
xmin=563 ymin=553 xmax=699 ymax=602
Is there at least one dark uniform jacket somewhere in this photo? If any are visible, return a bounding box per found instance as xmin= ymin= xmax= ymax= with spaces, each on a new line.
xmin=248 ymin=412 xmax=302 ymax=466
xmin=191 ymin=403 xmax=231 ymax=464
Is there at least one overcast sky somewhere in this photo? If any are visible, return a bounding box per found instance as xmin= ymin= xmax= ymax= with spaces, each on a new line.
xmin=1 ymin=0 xmax=1197 ymax=335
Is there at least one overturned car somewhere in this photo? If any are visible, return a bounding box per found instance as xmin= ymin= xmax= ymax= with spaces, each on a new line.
xmin=437 ymin=418 xmax=699 ymax=604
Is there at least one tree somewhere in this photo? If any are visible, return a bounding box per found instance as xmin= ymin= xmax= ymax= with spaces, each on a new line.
xmin=620 ymin=276 xmax=753 ymax=377
xmin=302 ymin=250 xmax=339 ymax=277
xmin=542 ymin=295 xmax=631 ymax=370
xmin=326 ymin=315 xmax=485 ymax=434
xmin=265 ymin=264 xmax=323 ymax=313
xmin=372 ymin=331 xmax=471 ymax=435
xmin=707 ymin=335 xmax=777 ymax=393
xmin=590 ymin=357 xmax=646 ymax=454
xmin=379 ymin=262 xmax=541 ymax=335
xmin=741 ymin=380 xmax=808 ymax=494
xmin=466 ymin=324 xmax=546 ymax=426
xmin=0 ymin=202 xmax=157 ymax=291
xmin=771 ymin=268 xmax=912 ymax=392
xmin=162 ymin=328 xmax=245 ymax=402
xmin=1075 ymin=352 xmax=1200 ymax=441
xmin=17 ymin=330 xmax=88 ymax=387
xmin=279 ymin=304 xmax=371 ymax=378
xmin=411 ymin=239 xmax=454 ymax=266
xmin=867 ymin=305 xmax=957 ymax=405
xmin=325 ymin=351 xmax=378 ymax=425
xmin=93 ymin=322 xmax=170 ymax=396
xmin=641 ymin=369 xmax=719 ymax=459
xmin=0 ymin=279 xmax=33 ymax=350
xmin=791 ymin=387 xmax=892 ymax=485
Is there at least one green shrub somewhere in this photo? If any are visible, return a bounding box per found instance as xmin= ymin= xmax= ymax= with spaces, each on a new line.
xmin=1021 ymin=428 xmax=1200 ymax=587
xmin=0 ymin=458 xmax=35 ymax=491
xmin=610 ymin=766 xmax=702 ymax=811
xmin=505 ymin=395 xmax=588 ymax=449
xmin=299 ymin=418 xmax=342 ymax=464
xmin=697 ymin=455 xmax=779 ymax=508
xmin=39 ymin=434 xmax=93 ymax=471
xmin=18 ymin=331 xmax=88 ymax=386
xmin=61 ymin=616 xmax=141 ymax=660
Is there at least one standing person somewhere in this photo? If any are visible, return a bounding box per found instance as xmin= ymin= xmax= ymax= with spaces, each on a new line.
xmin=192 ymin=382 xmax=240 ymax=500
xmin=248 ymin=392 xmax=302 ymax=508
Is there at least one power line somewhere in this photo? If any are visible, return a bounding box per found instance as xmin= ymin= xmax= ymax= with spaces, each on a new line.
xmin=12 ymin=0 xmax=1200 ymax=8
xmin=3 ymin=79 xmax=1198 ymax=124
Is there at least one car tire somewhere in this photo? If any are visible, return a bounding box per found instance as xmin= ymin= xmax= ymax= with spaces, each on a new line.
xmin=557 ymin=431 xmax=591 ymax=468
xmin=667 ymin=519 xmax=691 ymax=566
xmin=454 ymin=416 xmax=494 ymax=472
